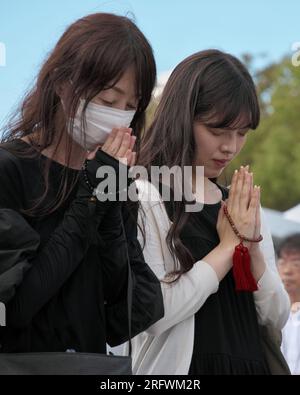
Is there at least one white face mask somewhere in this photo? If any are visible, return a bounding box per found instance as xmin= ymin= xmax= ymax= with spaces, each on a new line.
xmin=69 ymin=99 xmax=136 ymax=150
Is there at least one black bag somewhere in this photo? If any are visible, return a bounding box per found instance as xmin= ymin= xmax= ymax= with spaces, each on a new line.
xmin=0 ymin=352 xmax=132 ymax=375
xmin=0 ymin=210 xmax=133 ymax=375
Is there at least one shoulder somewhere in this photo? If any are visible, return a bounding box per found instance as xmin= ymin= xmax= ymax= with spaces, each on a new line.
xmin=135 ymin=179 xmax=170 ymax=218
xmin=0 ymin=143 xmax=18 ymax=162
xmin=0 ymin=142 xmax=26 ymax=209
xmin=135 ymin=179 xmax=162 ymax=204
xmin=0 ymin=141 xmax=24 ymax=173
xmin=0 ymin=142 xmax=24 ymax=187
xmin=135 ymin=179 xmax=166 ymax=214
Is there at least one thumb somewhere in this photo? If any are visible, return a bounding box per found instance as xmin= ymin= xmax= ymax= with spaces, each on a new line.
xmin=220 ymin=199 xmax=226 ymax=210
xmin=217 ymin=200 xmax=225 ymax=222
xmin=86 ymin=145 xmax=102 ymax=160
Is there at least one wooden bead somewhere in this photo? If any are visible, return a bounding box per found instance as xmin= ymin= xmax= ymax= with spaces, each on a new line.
xmin=223 ymin=205 xmax=263 ymax=243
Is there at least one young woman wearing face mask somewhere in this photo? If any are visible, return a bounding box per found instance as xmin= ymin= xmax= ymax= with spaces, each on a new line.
xmin=129 ymin=50 xmax=290 ymax=375
xmin=0 ymin=13 xmax=163 ymax=354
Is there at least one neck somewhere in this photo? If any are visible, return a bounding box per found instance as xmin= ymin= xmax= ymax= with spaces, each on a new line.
xmin=41 ymin=131 xmax=87 ymax=170
xmin=24 ymin=110 xmax=88 ymax=170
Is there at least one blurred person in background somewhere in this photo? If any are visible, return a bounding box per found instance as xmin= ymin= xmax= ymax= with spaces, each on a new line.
xmin=278 ymin=233 xmax=300 ymax=374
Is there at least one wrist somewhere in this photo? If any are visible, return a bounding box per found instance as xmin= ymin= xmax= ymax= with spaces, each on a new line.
xmin=249 ymin=245 xmax=266 ymax=282
xmin=249 ymin=243 xmax=262 ymax=257
xmin=84 ymin=151 xmax=133 ymax=197
xmin=217 ymin=242 xmax=236 ymax=256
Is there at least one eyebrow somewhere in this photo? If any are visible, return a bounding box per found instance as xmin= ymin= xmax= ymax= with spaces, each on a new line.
xmin=111 ymin=85 xmax=138 ymax=104
xmin=280 ymin=256 xmax=300 ymax=261
xmin=208 ymin=127 xmax=249 ymax=133
xmin=112 ymin=85 xmax=125 ymax=95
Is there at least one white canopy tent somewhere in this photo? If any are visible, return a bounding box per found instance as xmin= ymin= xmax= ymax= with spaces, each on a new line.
xmin=283 ymin=204 xmax=300 ymax=224
xmin=264 ymin=207 xmax=300 ymax=238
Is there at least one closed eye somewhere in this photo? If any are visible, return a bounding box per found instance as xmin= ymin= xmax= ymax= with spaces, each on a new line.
xmin=126 ymin=104 xmax=137 ymax=111
xmin=209 ymin=128 xmax=223 ymax=136
xmin=101 ymin=99 xmax=113 ymax=106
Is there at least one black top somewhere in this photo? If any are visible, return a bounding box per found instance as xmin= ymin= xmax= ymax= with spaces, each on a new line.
xmin=163 ymin=184 xmax=270 ymax=375
xmin=0 ymin=139 xmax=163 ymax=353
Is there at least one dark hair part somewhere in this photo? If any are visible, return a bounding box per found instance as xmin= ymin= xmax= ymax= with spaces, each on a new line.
xmin=278 ymin=233 xmax=300 ymax=257
xmin=1 ymin=12 xmax=156 ymax=217
xmin=139 ymin=49 xmax=260 ymax=280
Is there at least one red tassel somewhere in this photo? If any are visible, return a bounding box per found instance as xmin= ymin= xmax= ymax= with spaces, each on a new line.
xmin=232 ymin=243 xmax=258 ymax=292
xmin=243 ymin=246 xmax=258 ymax=291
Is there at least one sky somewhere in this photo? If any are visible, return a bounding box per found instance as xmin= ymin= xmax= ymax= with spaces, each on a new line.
xmin=0 ymin=0 xmax=299 ymax=126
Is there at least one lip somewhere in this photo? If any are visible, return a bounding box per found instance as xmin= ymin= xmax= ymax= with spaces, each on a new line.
xmin=282 ymin=279 xmax=294 ymax=287
xmin=212 ymin=159 xmax=230 ymax=167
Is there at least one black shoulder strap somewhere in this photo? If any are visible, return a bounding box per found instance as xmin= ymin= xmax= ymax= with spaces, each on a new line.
xmin=120 ymin=216 xmax=132 ymax=356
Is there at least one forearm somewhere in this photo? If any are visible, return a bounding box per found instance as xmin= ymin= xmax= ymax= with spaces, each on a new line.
xmin=205 ymin=242 xmax=266 ymax=283
xmin=106 ymin=258 xmax=164 ymax=346
xmin=249 ymin=244 xmax=266 ymax=282
xmin=251 ymin=245 xmax=290 ymax=330
xmin=7 ymin=197 xmax=109 ymax=327
xmin=203 ymin=243 xmax=234 ymax=281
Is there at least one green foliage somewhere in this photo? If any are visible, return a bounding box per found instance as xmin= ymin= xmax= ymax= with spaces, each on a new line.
xmin=246 ymin=57 xmax=300 ymax=210
xmin=213 ymin=55 xmax=300 ymax=210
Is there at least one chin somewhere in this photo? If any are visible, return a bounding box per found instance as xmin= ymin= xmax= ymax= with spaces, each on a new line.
xmin=284 ymin=284 xmax=294 ymax=293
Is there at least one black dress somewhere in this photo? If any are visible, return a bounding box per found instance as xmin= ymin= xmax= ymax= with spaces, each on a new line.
xmin=163 ymin=183 xmax=270 ymax=375
xmin=0 ymin=139 xmax=163 ymax=353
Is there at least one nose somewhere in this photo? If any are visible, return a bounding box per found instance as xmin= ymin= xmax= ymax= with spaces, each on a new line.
xmin=282 ymin=265 xmax=293 ymax=275
xmin=220 ymin=132 xmax=237 ymax=155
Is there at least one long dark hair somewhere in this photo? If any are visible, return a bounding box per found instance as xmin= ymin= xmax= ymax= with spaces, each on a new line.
xmin=1 ymin=12 xmax=156 ymax=216
xmin=139 ymin=49 xmax=260 ymax=278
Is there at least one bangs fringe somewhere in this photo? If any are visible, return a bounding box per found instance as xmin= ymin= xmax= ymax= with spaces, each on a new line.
xmin=197 ymin=82 xmax=260 ymax=130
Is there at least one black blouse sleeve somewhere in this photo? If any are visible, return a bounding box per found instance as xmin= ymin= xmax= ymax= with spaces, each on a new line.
xmin=0 ymin=209 xmax=40 ymax=303
xmin=105 ymin=201 xmax=164 ymax=347
xmin=0 ymin=148 xmax=110 ymax=328
xmin=0 ymin=148 xmax=163 ymax=339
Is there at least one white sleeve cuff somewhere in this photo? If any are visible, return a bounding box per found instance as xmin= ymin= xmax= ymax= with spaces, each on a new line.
xmin=197 ymin=260 xmax=220 ymax=293
xmin=254 ymin=265 xmax=290 ymax=330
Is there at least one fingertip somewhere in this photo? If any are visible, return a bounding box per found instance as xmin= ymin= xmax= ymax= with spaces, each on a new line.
xmin=120 ymin=127 xmax=131 ymax=133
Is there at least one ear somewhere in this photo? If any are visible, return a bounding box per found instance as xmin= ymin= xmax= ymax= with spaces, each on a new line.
xmin=55 ymin=80 xmax=74 ymax=115
xmin=55 ymin=81 xmax=70 ymax=99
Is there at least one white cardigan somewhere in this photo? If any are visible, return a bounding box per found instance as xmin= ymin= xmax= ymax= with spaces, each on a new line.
xmin=127 ymin=179 xmax=290 ymax=375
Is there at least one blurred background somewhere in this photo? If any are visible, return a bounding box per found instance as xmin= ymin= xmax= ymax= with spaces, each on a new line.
xmin=1 ymin=0 xmax=300 ymax=245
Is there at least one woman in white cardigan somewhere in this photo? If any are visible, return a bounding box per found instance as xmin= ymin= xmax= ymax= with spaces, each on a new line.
xmin=128 ymin=50 xmax=290 ymax=375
